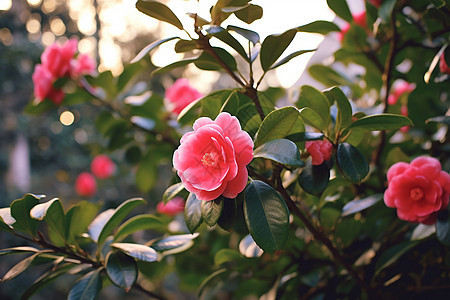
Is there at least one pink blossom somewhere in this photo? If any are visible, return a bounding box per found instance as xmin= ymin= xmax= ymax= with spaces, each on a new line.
xmin=41 ymin=39 xmax=77 ymax=78
xmin=173 ymin=112 xmax=253 ymax=201
xmin=71 ymin=53 xmax=97 ymax=78
xmin=400 ymin=105 xmax=409 ymax=133
xmin=384 ymin=156 xmax=450 ymax=224
xmin=91 ymin=155 xmax=116 ymax=179
xmin=388 ymin=81 xmax=415 ymax=105
xmin=439 ymin=52 xmax=450 ymax=74
xmin=75 ymin=172 xmax=97 ymax=197
xmin=156 ymin=197 xmax=186 ymax=216
xmin=165 ymin=78 xmax=203 ymax=115
xmin=305 ymin=140 xmax=333 ymax=165
xmin=32 ymin=64 xmax=64 ymax=104
xmin=338 ymin=11 xmax=366 ymax=42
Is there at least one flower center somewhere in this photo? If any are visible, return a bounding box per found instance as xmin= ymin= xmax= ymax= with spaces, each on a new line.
xmin=201 ymin=152 xmax=219 ymax=167
xmin=410 ymin=187 xmax=424 ymax=201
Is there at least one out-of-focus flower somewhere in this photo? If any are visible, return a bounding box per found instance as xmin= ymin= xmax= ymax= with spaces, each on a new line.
xmin=157 ymin=197 xmax=186 ymax=217
xmin=400 ymin=105 xmax=409 ymax=133
xmin=173 ymin=112 xmax=253 ymax=201
xmin=384 ymin=156 xmax=450 ymax=224
xmin=71 ymin=53 xmax=97 ymax=78
xmin=41 ymin=39 xmax=77 ymax=78
xmin=32 ymin=64 xmax=64 ymax=104
xmin=388 ymin=81 xmax=415 ymax=105
xmin=165 ymin=78 xmax=203 ymax=115
xmin=75 ymin=172 xmax=97 ymax=197
xmin=305 ymin=140 xmax=333 ymax=165
xmin=338 ymin=11 xmax=367 ymax=42
xmin=439 ymin=52 xmax=450 ymax=74
xmin=91 ymin=155 xmax=116 ymax=179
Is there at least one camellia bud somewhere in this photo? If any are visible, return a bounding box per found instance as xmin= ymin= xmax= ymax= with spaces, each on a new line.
xmin=75 ymin=172 xmax=97 ymax=197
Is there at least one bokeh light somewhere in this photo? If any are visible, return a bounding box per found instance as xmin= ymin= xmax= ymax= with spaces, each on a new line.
xmin=60 ymin=111 xmax=75 ymax=126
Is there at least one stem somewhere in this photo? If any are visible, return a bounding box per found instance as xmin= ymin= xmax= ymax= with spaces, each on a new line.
xmin=244 ymin=85 xmax=265 ymax=121
xmin=272 ymin=172 xmax=372 ymax=298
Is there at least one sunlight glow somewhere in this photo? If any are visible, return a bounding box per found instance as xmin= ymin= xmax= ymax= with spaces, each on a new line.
xmin=27 ymin=0 xmax=42 ymax=7
xmin=0 ymin=0 xmax=12 ymax=11
xmin=60 ymin=111 xmax=75 ymax=126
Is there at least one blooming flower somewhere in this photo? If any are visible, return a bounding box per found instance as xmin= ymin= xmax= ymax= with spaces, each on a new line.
xmin=156 ymin=197 xmax=185 ymax=217
xmin=91 ymin=155 xmax=116 ymax=179
xmin=165 ymin=78 xmax=203 ymax=115
xmin=41 ymin=39 xmax=77 ymax=78
xmin=439 ymin=52 xmax=450 ymax=74
xmin=384 ymin=156 xmax=450 ymax=224
xmin=388 ymin=81 xmax=415 ymax=105
xmin=305 ymin=140 xmax=333 ymax=165
xmin=75 ymin=172 xmax=97 ymax=197
xmin=173 ymin=112 xmax=253 ymax=201
xmin=32 ymin=64 xmax=64 ymax=104
xmin=71 ymin=53 xmax=97 ymax=78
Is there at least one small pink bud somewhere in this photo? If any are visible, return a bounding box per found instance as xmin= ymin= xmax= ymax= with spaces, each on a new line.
xmin=75 ymin=172 xmax=97 ymax=197
xmin=156 ymin=197 xmax=186 ymax=217
xmin=91 ymin=155 xmax=116 ymax=179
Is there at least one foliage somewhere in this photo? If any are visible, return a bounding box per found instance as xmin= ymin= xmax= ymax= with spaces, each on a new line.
xmin=1 ymin=0 xmax=450 ymax=299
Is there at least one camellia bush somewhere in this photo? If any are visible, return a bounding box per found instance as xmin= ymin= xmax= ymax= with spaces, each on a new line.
xmin=1 ymin=0 xmax=450 ymax=299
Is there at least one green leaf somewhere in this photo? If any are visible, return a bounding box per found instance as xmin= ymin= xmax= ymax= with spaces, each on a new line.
xmin=336 ymin=143 xmax=369 ymax=183
xmin=0 ymin=208 xmax=15 ymax=231
xmin=10 ymin=194 xmax=42 ymax=237
xmin=161 ymin=183 xmax=185 ymax=204
xmin=234 ymin=4 xmax=263 ymax=24
xmin=66 ymin=201 xmax=101 ymax=244
xmin=244 ymin=180 xmax=290 ymax=253
xmin=151 ymin=58 xmax=197 ymax=76
xmin=68 ymin=268 xmax=102 ymax=300
xmin=270 ymin=49 xmax=316 ymax=70
xmin=327 ymin=0 xmax=353 ymax=22
xmin=296 ymin=20 xmax=341 ymax=34
xmin=30 ymin=198 xmax=66 ymax=246
xmin=0 ymin=246 xmax=40 ymax=256
xmin=214 ymin=249 xmax=241 ymax=266
xmin=298 ymin=107 xmax=325 ymax=131
xmin=113 ymin=214 xmax=164 ymax=242
xmin=174 ymin=39 xmax=198 ymax=53
xmin=106 ymin=251 xmax=137 ymax=292
xmin=135 ymin=152 xmax=157 ymax=193
xmin=411 ymin=224 xmax=436 ymax=241
xmin=436 ymin=209 xmax=450 ymax=246
xmin=210 ymin=0 xmax=249 ymax=25
xmin=298 ymin=162 xmax=330 ymax=196
xmin=254 ymin=139 xmax=303 ymax=166
xmin=111 ymin=243 xmax=158 ymax=262
xmin=207 ymin=26 xmax=248 ymax=60
xmin=227 ymin=25 xmax=260 ymax=44
xmin=379 ymin=0 xmax=397 ymax=22
xmin=323 ymin=86 xmax=353 ymax=132
xmin=260 ymin=29 xmax=297 ymax=72
xmin=285 ymin=132 xmax=324 ymax=143
xmin=150 ymin=233 xmax=199 ymax=253
xmin=308 ymin=64 xmax=352 ymax=87
xmin=254 ymin=106 xmax=304 ymax=148
xmin=217 ymin=194 xmax=248 ymax=234
xmin=341 ymin=194 xmax=382 ymax=217
xmin=375 ymin=241 xmax=419 ymax=275
xmin=2 ymin=253 xmax=39 ymax=282
xmin=136 ymin=0 xmax=183 ymax=30
xmin=296 ymin=85 xmax=331 ymax=128
xmin=94 ymin=198 xmax=146 ymax=245
xmin=346 ymin=114 xmax=413 ymax=131
xmin=201 ymin=198 xmax=224 ymax=227
xmin=184 ymin=193 xmax=203 ymax=234
xmin=195 ymin=47 xmax=237 ymax=71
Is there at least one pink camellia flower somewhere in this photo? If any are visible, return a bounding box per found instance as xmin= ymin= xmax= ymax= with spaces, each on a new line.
xmin=156 ymin=197 xmax=186 ymax=217
xmin=75 ymin=172 xmax=97 ymax=197
xmin=388 ymin=81 xmax=415 ymax=105
xmin=173 ymin=112 xmax=253 ymax=201
xmin=71 ymin=53 xmax=97 ymax=78
xmin=305 ymin=140 xmax=333 ymax=165
xmin=439 ymin=52 xmax=450 ymax=74
xmin=165 ymin=78 xmax=203 ymax=115
xmin=41 ymin=39 xmax=77 ymax=78
xmin=91 ymin=155 xmax=116 ymax=179
xmin=338 ymin=11 xmax=367 ymax=42
xmin=384 ymin=156 xmax=450 ymax=225
xmin=32 ymin=64 xmax=65 ymax=104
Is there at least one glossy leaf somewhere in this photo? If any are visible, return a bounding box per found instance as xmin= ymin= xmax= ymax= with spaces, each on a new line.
xmin=207 ymin=26 xmax=248 ymax=59
xmin=106 ymin=251 xmax=137 ymax=292
xmin=111 ymin=243 xmax=158 ymax=262
xmin=194 ymin=47 xmax=237 ymax=71
xmin=10 ymin=194 xmax=42 ymax=237
xmin=151 ymin=58 xmax=197 ymax=76
xmin=30 ymin=198 xmax=66 ymax=246
xmin=296 ymin=20 xmax=341 ymax=34
xmin=151 ymin=233 xmax=199 ymax=253
xmin=114 ymin=214 xmax=164 ymax=242
xmin=217 ymin=194 xmax=248 ymax=234
xmin=285 ymin=132 xmax=324 ymax=143
xmin=379 ymin=0 xmax=397 ymax=22
xmin=162 ymin=183 xmax=185 ymax=204
xmin=210 ymin=0 xmax=249 ymax=25
xmin=96 ymin=198 xmax=146 ymax=245
xmin=254 ymin=139 xmax=303 ymax=166
xmin=2 ymin=253 xmax=39 ymax=282
xmin=270 ymin=49 xmax=316 ymax=70
xmin=411 ymin=224 xmax=436 ymax=241
xmin=227 ymin=25 xmax=260 ymax=44
xmin=235 ymin=4 xmax=263 ymax=24
xmin=436 ymin=209 xmax=450 ymax=246
xmin=184 ymin=193 xmax=203 ymax=234
xmin=244 ymin=180 xmax=290 ymax=253
xmin=347 ymin=114 xmax=413 ymax=131
xmin=136 ymin=0 xmax=183 ymax=30
xmin=298 ymin=107 xmax=325 ymax=131
xmin=327 ymin=0 xmax=352 ymax=22
xmin=254 ymin=106 xmax=304 ymax=148
xmin=336 ymin=143 xmax=369 ymax=183
xmin=214 ymin=249 xmax=241 ymax=265
xmin=174 ymin=39 xmax=198 ymax=53
xmin=0 ymin=246 xmax=40 ymax=256
xmin=260 ymin=29 xmax=297 ymax=72
xmin=323 ymin=86 xmax=353 ymax=132
xmin=66 ymin=201 xmax=101 ymax=244
xmin=341 ymin=194 xmax=382 ymax=217
xmin=201 ymin=198 xmax=224 ymax=227
xmin=68 ymin=268 xmax=102 ymax=300
xmin=298 ymin=162 xmax=330 ymax=196
xmin=296 ymin=85 xmax=330 ymax=128
xmin=0 ymin=208 xmax=15 ymax=231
